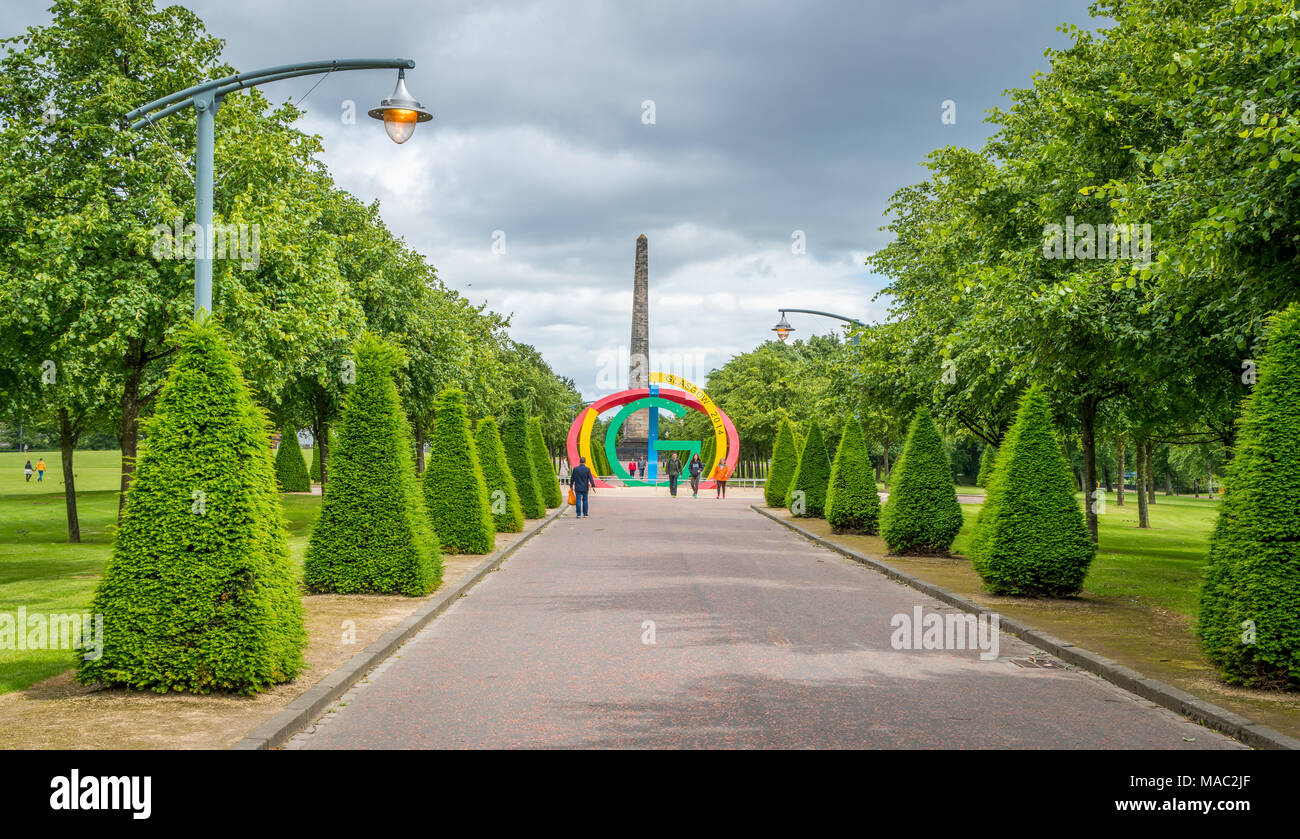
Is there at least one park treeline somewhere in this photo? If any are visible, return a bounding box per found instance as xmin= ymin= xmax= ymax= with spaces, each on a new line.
xmin=0 ymin=0 xmax=581 ymax=541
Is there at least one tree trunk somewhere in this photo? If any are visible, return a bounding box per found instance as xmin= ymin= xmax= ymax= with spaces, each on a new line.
xmin=1080 ymin=400 xmax=1099 ymax=542
xmin=59 ymin=407 xmax=81 ymax=543
xmin=1136 ymin=437 xmax=1150 ymax=528
xmin=414 ymin=420 xmax=425 ymax=474
xmin=118 ymin=345 xmax=144 ymax=519
xmin=312 ymin=388 xmax=330 ymax=486
xmin=1145 ymin=444 xmax=1156 ymax=505
xmin=882 ymin=441 xmax=891 ymax=480
xmin=1116 ymin=440 xmax=1125 ymax=506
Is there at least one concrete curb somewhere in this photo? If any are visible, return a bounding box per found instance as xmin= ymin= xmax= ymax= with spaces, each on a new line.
xmin=231 ymin=505 xmax=568 ymax=750
xmin=750 ymin=503 xmax=1300 ymax=751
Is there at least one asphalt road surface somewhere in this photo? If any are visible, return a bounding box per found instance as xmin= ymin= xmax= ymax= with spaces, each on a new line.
xmin=289 ymin=494 xmax=1242 ymax=749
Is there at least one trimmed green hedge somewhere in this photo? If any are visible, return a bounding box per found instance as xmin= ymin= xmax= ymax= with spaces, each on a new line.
xmin=880 ymin=408 xmax=963 ymax=554
xmin=826 ymin=416 xmax=880 ymax=533
xmin=975 ymin=443 xmax=996 ymax=488
xmin=529 ymin=416 xmax=563 ymax=508
xmin=969 ymin=387 xmax=1094 ymax=596
xmin=1198 ymin=304 xmax=1300 ymax=689
xmin=422 ymin=389 xmax=496 ymax=554
xmin=274 ymin=427 xmax=311 ymax=492
xmin=787 ymin=420 xmax=830 ymax=517
xmin=78 ymin=320 xmax=304 ymax=694
xmin=475 ymin=416 xmax=524 ymax=533
xmin=766 ymin=418 xmax=798 ymax=507
xmin=303 ymin=334 xmax=441 ymax=596
xmin=502 ymin=401 xmax=545 ymax=517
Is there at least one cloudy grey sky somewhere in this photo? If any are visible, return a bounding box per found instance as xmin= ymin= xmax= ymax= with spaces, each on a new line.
xmin=6 ymin=0 xmax=1099 ymax=398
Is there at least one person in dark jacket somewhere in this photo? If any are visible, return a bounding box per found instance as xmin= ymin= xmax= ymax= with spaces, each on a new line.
xmin=688 ymin=454 xmax=704 ymax=498
xmin=665 ymin=454 xmax=682 ymax=497
xmin=570 ymin=456 xmax=596 ymax=517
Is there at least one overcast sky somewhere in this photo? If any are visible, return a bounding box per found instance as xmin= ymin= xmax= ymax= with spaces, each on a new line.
xmin=6 ymin=0 xmax=1099 ymax=399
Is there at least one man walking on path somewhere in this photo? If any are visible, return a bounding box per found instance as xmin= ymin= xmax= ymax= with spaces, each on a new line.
xmin=665 ymin=454 xmax=682 ymax=497
xmin=712 ymin=458 xmax=733 ymax=499
xmin=688 ymin=454 xmax=703 ymax=497
xmin=570 ymin=456 xmax=596 ymax=518
xmin=637 ymin=456 xmax=648 ymax=483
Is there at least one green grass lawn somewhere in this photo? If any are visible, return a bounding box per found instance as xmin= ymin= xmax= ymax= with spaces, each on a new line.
xmin=0 ymin=449 xmax=320 ymax=695
xmin=951 ymin=489 xmax=1222 ymax=618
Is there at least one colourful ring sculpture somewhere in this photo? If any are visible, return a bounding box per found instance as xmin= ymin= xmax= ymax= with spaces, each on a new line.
xmin=566 ymin=375 xmax=739 ymax=489
xmin=603 ymin=397 xmax=693 ymax=486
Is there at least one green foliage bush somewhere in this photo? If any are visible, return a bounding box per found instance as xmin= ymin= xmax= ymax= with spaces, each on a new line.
xmin=592 ymin=438 xmax=612 ymax=476
xmin=303 ymin=334 xmax=441 ymax=596
xmin=274 ymin=427 xmax=311 ymax=492
xmin=502 ymin=401 xmax=545 ymax=517
xmin=975 ymin=444 xmax=997 ymax=488
xmin=880 ymin=408 xmax=963 ymax=554
xmin=826 ymin=417 xmax=880 ymax=533
xmin=421 ymin=389 xmax=495 ymax=554
xmin=77 ymin=320 xmax=305 ymax=694
xmin=765 ymin=418 xmax=798 ymax=507
xmin=475 ymin=417 xmax=524 ymax=533
xmin=1198 ymin=305 xmax=1300 ymax=689
xmin=969 ymin=387 xmax=1095 ymax=595
xmin=529 ymin=416 xmax=563 ymax=508
xmin=787 ymin=420 xmax=830 ymax=517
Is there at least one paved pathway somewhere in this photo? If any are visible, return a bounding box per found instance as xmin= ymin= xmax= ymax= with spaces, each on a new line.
xmin=290 ymin=494 xmax=1242 ymax=749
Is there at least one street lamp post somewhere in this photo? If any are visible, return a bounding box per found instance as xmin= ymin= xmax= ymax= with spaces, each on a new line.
xmin=775 ymin=308 xmax=868 ymax=419
xmin=772 ymin=308 xmax=867 ymax=343
xmin=127 ymin=59 xmax=432 ymax=316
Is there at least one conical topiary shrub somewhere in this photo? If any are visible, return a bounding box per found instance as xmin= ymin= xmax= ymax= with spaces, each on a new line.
xmin=787 ymin=420 xmax=831 ymax=517
xmin=421 ymin=389 xmax=495 ymax=554
xmin=274 ymin=427 xmax=311 ymax=492
xmin=77 ymin=319 xmax=304 ymax=694
xmin=766 ymin=418 xmax=798 ymax=507
xmin=975 ymin=443 xmax=996 ymax=488
xmin=303 ymin=334 xmax=441 ymax=596
xmin=502 ymin=401 xmax=545 ymax=517
xmin=826 ymin=416 xmax=880 ymax=533
xmin=969 ymin=387 xmax=1094 ymax=596
xmin=475 ymin=417 xmax=524 ymax=533
xmin=529 ymin=417 xmax=563 ymax=508
xmin=1198 ymin=304 xmax=1300 ymax=689
xmin=880 ymin=407 xmax=963 ymax=554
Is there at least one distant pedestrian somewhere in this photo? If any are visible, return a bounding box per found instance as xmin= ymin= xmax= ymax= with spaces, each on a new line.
xmin=628 ymin=459 xmax=636 ymax=479
xmin=35 ymin=457 xmax=46 ymax=482
xmin=712 ymin=458 xmax=733 ymax=499
xmin=666 ymin=454 xmax=682 ymax=497
xmin=570 ymin=456 xmax=596 ymax=518
xmin=24 ymin=460 xmax=33 ymax=482
xmin=637 ymin=456 xmax=647 ymax=482
xmin=688 ymin=454 xmax=703 ymax=498
xmin=559 ymin=459 xmax=570 ymax=485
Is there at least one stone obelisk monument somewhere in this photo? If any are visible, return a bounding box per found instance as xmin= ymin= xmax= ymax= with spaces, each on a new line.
xmin=623 ymin=234 xmax=651 ymax=450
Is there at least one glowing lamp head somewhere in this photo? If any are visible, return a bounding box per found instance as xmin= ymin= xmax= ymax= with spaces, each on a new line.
xmin=772 ymin=312 xmax=794 ymax=343
xmin=368 ymin=69 xmax=432 ymax=144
